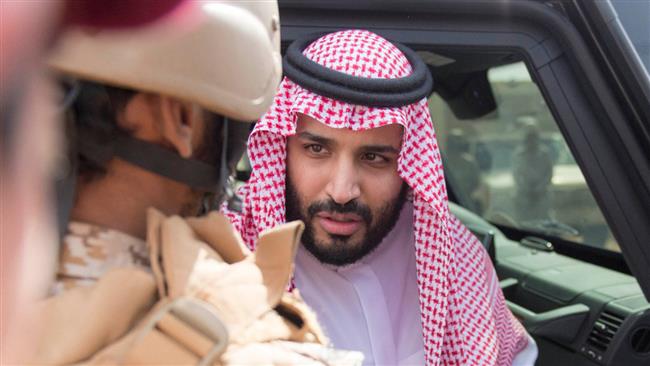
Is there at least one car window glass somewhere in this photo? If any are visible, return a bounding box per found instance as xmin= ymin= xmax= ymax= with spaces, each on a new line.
xmin=610 ymin=0 xmax=650 ymax=72
xmin=431 ymin=61 xmax=621 ymax=252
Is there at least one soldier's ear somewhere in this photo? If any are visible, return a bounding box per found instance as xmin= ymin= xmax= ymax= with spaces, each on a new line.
xmin=158 ymin=96 xmax=199 ymax=158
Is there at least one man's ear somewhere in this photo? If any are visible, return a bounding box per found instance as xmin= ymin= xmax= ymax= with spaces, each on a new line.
xmin=158 ymin=96 xmax=197 ymax=158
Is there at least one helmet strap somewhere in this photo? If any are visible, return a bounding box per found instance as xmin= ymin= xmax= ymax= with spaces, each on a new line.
xmin=76 ymin=125 xmax=222 ymax=192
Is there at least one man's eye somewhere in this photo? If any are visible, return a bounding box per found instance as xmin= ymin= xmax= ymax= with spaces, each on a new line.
xmin=306 ymin=144 xmax=324 ymax=154
xmin=362 ymin=152 xmax=386 ymax=163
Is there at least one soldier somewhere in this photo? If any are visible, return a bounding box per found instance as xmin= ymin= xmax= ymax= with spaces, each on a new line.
xmin=7 ymin=2 xmax=361 ymax=365
xmin=446 ymin=128 xmax=486 ymax=213
xmin=512 ymin=119 xmax=554 ymax=222
xmin=1 ymin=0 xmax=184 ymax=356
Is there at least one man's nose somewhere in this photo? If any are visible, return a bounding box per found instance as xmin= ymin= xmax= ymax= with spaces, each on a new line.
xmin=325 ymin=159 xmax=361 ymax=205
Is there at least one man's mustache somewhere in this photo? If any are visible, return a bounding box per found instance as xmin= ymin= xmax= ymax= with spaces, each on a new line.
xmin=307 ymin=199 xmax=372 ymax=225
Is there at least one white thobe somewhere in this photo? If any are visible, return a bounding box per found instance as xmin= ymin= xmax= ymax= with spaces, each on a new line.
xmin=294 ymin=203 xmax=538 ymax=365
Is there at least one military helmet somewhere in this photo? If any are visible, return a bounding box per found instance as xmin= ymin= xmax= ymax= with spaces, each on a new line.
xmin=48 ymin=0 xmax=281 ymax=122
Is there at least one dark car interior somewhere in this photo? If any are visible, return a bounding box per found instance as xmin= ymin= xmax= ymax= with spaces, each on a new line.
xmin=271 ymin=1 xmax=650 ymax=365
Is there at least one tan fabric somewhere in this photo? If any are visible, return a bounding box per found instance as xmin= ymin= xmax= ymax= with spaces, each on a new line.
xmin=88 ymin=298 xmax=225 ymax=365
xmin=146 ymin=209 xmax=327 ymax=346
xmin=32 ymin=268 xmax=157 ymax=364
xmin=27 ymin=211 xmax=362 ymax=365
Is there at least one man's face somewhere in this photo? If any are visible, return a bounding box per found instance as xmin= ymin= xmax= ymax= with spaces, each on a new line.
xmin=286 ymin=114 xmax=407 ymax=266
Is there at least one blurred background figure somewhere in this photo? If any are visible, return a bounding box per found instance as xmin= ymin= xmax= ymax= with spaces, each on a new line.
xmin=1 ymin=0 xmax=184 ymax=358
xmin=446 ymin=129 xmax=488 ymax=213
xmin=474 ymin=140 xmax=493 ymax=173
xmin=512 ymin=117 xmax=554 ymax=222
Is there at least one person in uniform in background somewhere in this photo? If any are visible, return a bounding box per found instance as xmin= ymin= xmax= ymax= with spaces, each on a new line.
xmin=512 ymin=118 xmax=554 ymax=222
xmin=224 ymin=30 xmax=538 ymax=366
xmin=4 ymin=2 xmax=361 ymax=365
xmin=446 ymin=128 xmax=488 ymax=213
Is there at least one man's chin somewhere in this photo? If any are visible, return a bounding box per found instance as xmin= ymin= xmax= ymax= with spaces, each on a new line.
xmin=303 ymin=231 xmax=370 ymax=266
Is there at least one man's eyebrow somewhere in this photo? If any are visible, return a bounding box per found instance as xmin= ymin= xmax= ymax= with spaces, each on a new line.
xmin=296 ymin=131 xmax=333 ymax=146
xmin=361 ymin=145 xmax=400 ymax=154
xmin=296 ymin=132 xmax=399 ymax=154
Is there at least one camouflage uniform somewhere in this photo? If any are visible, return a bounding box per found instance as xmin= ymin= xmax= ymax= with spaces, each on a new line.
xmin=52 ymin=222 xmax=150 ymax=295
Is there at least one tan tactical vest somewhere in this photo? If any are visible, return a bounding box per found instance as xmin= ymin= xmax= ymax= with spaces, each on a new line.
xmin=24 ymin=209 xmax=363 ymax=365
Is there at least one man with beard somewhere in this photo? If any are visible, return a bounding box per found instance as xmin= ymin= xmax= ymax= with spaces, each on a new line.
xmin=225 ymin=30 xmax=538 ymax=365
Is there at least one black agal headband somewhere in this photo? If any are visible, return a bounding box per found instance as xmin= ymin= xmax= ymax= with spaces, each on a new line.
xmin=283 ymin=33 xmax=434 ymax=108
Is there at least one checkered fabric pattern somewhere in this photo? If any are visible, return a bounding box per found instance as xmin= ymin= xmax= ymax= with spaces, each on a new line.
xmin=223 ymin=30 xmax=529 ymax=365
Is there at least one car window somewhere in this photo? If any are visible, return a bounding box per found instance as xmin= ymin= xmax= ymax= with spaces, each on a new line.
xmin=431 ymin=61 xmax=621 ymax=252
xmin=610 ymin=0 xmax=650 ymax=72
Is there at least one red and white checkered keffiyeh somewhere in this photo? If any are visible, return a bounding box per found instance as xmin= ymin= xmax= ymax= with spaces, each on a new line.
xmin=224 ymin=30 xmax=529 ymax=365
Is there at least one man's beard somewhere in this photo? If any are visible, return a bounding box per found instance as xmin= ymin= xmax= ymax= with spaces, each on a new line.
xmin=286 ymin=179 xmax=408 ymax=266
